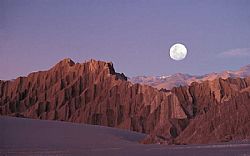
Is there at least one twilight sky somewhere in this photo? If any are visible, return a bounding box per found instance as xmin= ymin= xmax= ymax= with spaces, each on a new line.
xmin=1 ymin=0 xmax=250 ymax=80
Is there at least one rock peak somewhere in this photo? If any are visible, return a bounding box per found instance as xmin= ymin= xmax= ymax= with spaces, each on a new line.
xmin=56 ymin=58 xmax=75 ymax=67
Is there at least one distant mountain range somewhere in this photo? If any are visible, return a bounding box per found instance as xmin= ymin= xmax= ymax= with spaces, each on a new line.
xmin=129 ymin=64 xmax=250 ymax=90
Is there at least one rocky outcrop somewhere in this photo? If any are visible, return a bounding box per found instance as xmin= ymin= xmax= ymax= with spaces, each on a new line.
xmin=170 ymin=77 xmax=250 ymax=144
xmin=0 ymin=59 xmax=177 ymax=139
xmin=0 ymin=58 xmax=250 ymax=144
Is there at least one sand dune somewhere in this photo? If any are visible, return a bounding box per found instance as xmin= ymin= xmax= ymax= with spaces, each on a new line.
xmin=1 ymin=116 xmax=250 ymax=156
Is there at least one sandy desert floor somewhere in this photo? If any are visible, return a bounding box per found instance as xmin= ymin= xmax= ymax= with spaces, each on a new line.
xmin=0 ymin=116 xmax=250 ymax=156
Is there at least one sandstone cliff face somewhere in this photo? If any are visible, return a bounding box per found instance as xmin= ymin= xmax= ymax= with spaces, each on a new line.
xmin=170 ymin=77 xmax=250 ymax=144
xmin=0 ymin=59 xmax=180 ymax=139
xmin=0 ymin=59 xmax=250 ymax=144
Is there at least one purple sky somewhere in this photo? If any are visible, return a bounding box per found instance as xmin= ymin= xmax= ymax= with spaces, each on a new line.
xmin=1 ymin=0 xmax=250 ymax=80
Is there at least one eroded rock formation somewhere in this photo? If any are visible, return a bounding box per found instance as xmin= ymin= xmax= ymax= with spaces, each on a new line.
xmin=0 ymin=58 xmax=249 ymax=144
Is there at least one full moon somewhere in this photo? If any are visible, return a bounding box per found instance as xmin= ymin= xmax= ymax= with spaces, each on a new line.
xmin=169 ymin=43 xmax=187 ymax=61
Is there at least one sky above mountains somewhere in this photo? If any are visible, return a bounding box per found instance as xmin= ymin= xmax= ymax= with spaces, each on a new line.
xmin=1 ymin=0 xmax=250 ymax=80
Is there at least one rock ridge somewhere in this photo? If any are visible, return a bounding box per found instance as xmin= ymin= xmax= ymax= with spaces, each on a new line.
xmin=0 ymin=58 xmax=249 ymax=144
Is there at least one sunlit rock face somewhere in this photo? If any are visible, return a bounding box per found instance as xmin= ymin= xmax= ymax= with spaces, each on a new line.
xmin=1 ymin=59 xmax=250 ymax=144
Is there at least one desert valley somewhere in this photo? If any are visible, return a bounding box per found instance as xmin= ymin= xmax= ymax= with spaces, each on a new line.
xmin=2 ymin=1 xmax=250 ymax=155
xmin=1 ymin=59 xmax=250 ymax=155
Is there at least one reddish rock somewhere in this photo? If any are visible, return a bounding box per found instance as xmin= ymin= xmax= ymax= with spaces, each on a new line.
xmin=169 ymin=77 xmax=250 ymax=144
xmin=0 ymin=58 xmax=250 ymax=144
